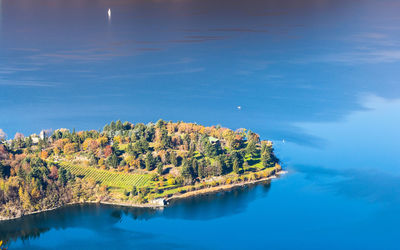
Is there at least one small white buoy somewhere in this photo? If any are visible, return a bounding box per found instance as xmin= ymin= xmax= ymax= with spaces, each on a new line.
xmin=108 ymin=8 xmax=111 ymax=19
xmin=237 ymin=106 xmax=242 ymax=110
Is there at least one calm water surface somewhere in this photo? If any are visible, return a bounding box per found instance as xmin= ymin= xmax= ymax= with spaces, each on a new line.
xmin=1 ymin=0 xmax=400 ymax=249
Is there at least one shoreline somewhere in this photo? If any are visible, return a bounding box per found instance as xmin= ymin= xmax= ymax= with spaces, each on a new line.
xmin=0 ymin=170 xmax=287 ymax=222
xmin=166 ymin=170 xmax=287 ymax=203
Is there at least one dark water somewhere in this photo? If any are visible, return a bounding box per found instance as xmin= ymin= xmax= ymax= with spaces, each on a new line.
xmin=1 ymin=0 xmax=400 ymax=249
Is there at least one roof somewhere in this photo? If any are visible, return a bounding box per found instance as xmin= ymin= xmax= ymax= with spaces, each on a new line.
xmin=209 ymin=137 xmax=219 ymax=143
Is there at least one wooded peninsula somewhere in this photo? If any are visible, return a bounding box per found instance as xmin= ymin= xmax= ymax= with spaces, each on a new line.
xmin=0 ymin=120 xmax=282 ymax=220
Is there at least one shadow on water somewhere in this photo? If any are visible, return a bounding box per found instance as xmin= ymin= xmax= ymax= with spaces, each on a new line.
xmin=164 ymin=181 xmax=272 ymax=220
xmin=0 ymin=181 xmax=272 ymax=244
xmin=0 ymin=203 xmax=159 ymax=244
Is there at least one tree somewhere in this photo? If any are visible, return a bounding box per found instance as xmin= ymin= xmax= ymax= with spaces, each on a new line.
xmin=233 ymin=159 xmax=240 ymax=174
xmin=191 ymin=159 xmax=199 ymax=178
xmin=181 ymin=160 xmax=193 ymax=184
xmin=131 ymin=186 xmax=138 ymax=196
xmin=0 ymin=129 xmax=6 ymax=141
xmin=157 ymin=162 xmax=164 ymax=175
xmin=145 ymin=152 xmax=155 ymax=171
xmin=104 ymin=145 xmax=113 ymax=157
xmin=170 ymin=151 xmax=178 ymax=166
xmin=0 ymin=162 xmax=10 ymax=178
xmin=0 ymin=145 xmax=7 ymax=161
xmin=156 ymin=119 xmax=165 ymax=129
xmin=49 ymin=165 xmax=59 ymax=180
xmin=14 ymin=132 xmax=24 ymax=140
xmin=246 ymin=140 xmax=257 ymax=158
xmin=203 ymin=138 xmax=218 ymax=157
xmin=198 ymin=160 xmax=206 ymax=178
xmin=19 ymin=186 xmax=31 ymax=210
xmin=107 ymin=153 xmax=119 ymax=169
xmin=261 ymin=141 xmax=274 ymax=154
xmin=64 ymin=143 xmax=78 ymax=155
xmin=82 ymin=138 xmax=100 ymax=153
xmin=212 ymin=160 xmax=223 ymax=176
xmin=116 ymin=120 xmax=123 ymax=130
xmin=58 ymin=167 xmax=68 ymax=186
xmin=97 ymin=136 xmax=108 ymax=147
xmin=133 ymin=139 xmax=149 ymax=154
xmin=40 ymin=150 xmax=49 ymax=159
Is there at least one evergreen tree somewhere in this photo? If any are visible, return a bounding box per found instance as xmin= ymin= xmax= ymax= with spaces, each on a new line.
xmin=116 ymin=120 xmax=123 ymax=130
xmin=58 ymin=167 xmax=67 ymax=186
xmin=0 ymin=162 xmax=10 ymax=178
xmin=192 ymin=159 xmax=199 ymax=178
xmin=107 ymin=153 xmax=119 ymax=169
xmin=157 ymin=162 xmax=164 ymax=175
xmin=131 ymin=186 xmax=138 ymax=196
xmin=233 ymin=159 xmax=240 ymax=174
xmin=246 ymin=140 xmax=257 ymax=158
xmin=170 ymin=151 xmax=178 ymax=166
xmin=181 ymin=160 xmax=193 ymax=183
xmin=212 ymin=160 xmax=223 ymax=176
xmin=145 ymin=152 xmax=155 ymax=171
xmin=198 ymin=160 xmax=206 ymax=178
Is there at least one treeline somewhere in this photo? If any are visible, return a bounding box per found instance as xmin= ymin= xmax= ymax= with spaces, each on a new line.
xmin=0 ymin=144 xmax=107 ymax=218
xmin=0 ymin=120 xmax=280 ymax=217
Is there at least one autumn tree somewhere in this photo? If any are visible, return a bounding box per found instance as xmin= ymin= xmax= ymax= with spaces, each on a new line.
xmin=64 ymin=143 xmax=78 ymax=155
xmin=104 ymin=145 xmax=113 ymax=158
xmin=40 ymin=150 xmax=49 ymax=160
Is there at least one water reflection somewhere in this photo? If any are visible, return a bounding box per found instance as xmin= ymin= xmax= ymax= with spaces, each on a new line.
xmin=165 ymin=181 xmax=271 ymax=220
xmin=0 ymin=204 xmax=155 ymax=244
xmin=0 ymin=181 xmax=271 ymax=244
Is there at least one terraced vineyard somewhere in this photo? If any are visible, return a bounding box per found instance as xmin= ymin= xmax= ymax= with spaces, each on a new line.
xmin=60 ymin=162 xmax=152 ymax=189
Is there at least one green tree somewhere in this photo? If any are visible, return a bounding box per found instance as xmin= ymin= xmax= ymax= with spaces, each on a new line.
xmin=181 ymin=160 xmax=193 ymax=184
xmin=0 ymin=162 xmax=10 ymax=178
xmin=191 ymin=159 xmax=199 ymax=178
xmin=212 ymin=160 xmax=223 ymax=176
xmin=233 ymin=159 xmax=240 ymax=174
xmin=246 ymin=140 xmax=257 ymax=158
xmin=58 ymin=167 xmax=67 ymax=186
xmin=107 ymin=153 xmax=119 ymax=169
xmin=198 ymin=160 xmax=206 ymax=178
xmin=131 ymin=186 xmax=138 ymax=196
xmin=157 ymin=162 xmax=164 ymax=175
xmin=145 ymin=152 xmax=155 ymax=171
xmin=170 ymin=151 xmax=178 ymax=166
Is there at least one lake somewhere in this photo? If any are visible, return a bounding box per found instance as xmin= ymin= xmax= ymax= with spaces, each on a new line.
xmin=1 ymin=0 xmax=400 ymax=249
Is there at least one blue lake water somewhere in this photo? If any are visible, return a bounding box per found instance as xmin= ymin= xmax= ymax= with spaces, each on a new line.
xmin=1 ymin=0 xmax=400 ymax=249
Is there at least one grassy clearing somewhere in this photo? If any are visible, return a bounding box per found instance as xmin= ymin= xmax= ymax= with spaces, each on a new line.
xmin=60 ymin=162 xmax=152 ymax=189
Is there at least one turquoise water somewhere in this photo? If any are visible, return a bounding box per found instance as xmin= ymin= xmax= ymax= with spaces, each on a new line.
xmin=1 ymin=0 xmax=400 ymax=249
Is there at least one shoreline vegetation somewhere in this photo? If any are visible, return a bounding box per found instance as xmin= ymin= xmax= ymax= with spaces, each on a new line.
xmin=0 ymin=170 xmax=287 ymax=222
xmin=0 ymin=120 xmax=283 ymax=221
